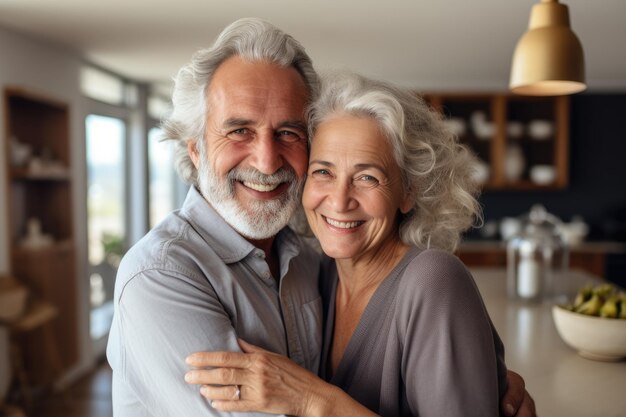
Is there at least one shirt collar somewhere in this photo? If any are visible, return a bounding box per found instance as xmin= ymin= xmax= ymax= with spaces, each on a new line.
xmin=179 ymin=186 xmax=301 ymax=265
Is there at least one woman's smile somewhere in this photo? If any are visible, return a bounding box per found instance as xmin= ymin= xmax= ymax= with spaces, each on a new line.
xmin=323 ymin=215 xmax=365 ymax=230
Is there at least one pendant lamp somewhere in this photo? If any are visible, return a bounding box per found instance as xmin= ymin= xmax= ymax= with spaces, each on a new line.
xmin=510 ymin=0 xmax=585 ymax=96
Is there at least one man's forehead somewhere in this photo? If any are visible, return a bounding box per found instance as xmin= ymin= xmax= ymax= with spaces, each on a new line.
xmin=205 ymin=58 xmax=308 ymax=126
xmin=207 ymin=56 xmax=309 ymax=99
xmin=208 ymin=94 xmax=307 ymax=126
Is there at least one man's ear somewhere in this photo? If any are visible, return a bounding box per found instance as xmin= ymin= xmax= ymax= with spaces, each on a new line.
xmin=187 ymin=140 xmax=200 ymax=169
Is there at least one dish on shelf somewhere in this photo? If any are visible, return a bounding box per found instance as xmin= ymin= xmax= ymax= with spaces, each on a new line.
xmin=470 ymin=111 xmax=495 ymax=140
xmin=19 ymin=218 xmax=54 ymax=250
xmin=10 ymin=138 xmax=32 ymax=167
xmin=530 ymin=165 xmax=556 ymax=185
xmin=528 ymin=119 xmax=554 ymax=140
xmin=507 ymin=121 xmax=524 ymax=139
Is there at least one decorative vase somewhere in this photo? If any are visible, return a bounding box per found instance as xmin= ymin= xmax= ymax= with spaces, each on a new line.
xmin=504 ymin=144 xmax=526 ymax=181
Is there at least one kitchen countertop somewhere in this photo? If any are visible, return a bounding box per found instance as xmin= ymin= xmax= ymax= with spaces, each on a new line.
xmin=461 ymin=240 xmax=626 ymax=253
xmin=471 ymin=268 xmax=626 ymax=417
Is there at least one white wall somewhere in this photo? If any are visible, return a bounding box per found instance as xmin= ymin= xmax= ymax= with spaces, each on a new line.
xmin=0 ymin=26 xmax=93 ymax=381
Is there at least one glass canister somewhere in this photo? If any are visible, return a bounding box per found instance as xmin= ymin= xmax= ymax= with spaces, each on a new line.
xmin=507 ymin=204 xmax=569 ymax=302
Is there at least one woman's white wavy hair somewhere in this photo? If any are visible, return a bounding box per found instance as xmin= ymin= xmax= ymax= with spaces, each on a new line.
xmin=306 ymin=72 xmax=483 ymax=252
xmin=160 ymin=18 xmax=319 ymax=186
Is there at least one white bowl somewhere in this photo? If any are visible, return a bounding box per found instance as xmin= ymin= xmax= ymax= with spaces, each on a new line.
xmin=552 ymin=305 xmax=626 ymax=361
xmin=528 ymin=120 xmax=554 ymax=140
xmin=474 ymin=123 xmax=495 ymax=140
xmin=530 ymin=165 xmax=556 ymax=185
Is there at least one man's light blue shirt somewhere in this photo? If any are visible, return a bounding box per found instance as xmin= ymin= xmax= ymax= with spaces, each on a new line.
xmin=107 ymin=187 xmax=322 ymax=416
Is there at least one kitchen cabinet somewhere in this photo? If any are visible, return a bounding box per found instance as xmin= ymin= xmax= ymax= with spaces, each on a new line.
xmin=3 ymin=88 xmax=78 ymax=384
xmin=423 ymin=93 xmax=569 ymax=190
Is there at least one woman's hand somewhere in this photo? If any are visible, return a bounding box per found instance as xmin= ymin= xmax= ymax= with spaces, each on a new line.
xmin=185 ymin=339 xmax=336 ymax=417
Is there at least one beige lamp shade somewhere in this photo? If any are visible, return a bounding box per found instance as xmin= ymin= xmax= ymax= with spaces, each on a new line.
xmin=510 ymin=0 xmax=586 ymax=96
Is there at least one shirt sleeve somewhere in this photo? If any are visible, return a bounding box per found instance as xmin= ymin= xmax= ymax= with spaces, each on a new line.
xmin=400 ymin=251 xmax=503 ymax=417
xmin=109 ymin=267 xmax=285 ymax=417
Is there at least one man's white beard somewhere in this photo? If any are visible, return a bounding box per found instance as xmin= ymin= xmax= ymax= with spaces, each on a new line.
xmin=196 ymin=153 xmax=304 ymax=240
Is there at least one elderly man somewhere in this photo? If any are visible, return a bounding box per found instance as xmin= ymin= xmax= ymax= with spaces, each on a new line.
xmin=107 ymin=18 xmax=534 ymax=417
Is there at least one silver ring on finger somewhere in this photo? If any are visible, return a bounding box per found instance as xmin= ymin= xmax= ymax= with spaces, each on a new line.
xmin=233 ymin=385 xmax=241 ymax=401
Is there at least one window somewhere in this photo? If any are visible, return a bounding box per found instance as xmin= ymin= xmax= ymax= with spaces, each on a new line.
xmin=147 ymin=89 xmax=185 ymax=227
xmin=85 ymin=114 xmax=127 ymax=339
xmin=148 ymin=127 xmax=180 ymax=227
xmin=81 ymin=68 xmax=183 ymax=350
xmin=81 ymin=66 xmax=136 ymax=106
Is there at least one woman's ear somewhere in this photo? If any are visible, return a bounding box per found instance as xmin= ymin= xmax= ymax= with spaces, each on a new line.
xmin=400 ymin=186 xmax=415 ymax=214
xmin=187 ymin=140 xmax=200 ymax=169
xmin=400 ymin=198 xmax=413 ymax=215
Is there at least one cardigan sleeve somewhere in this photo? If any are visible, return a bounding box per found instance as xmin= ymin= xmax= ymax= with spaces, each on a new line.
xmin=398 ymin=250 xmax=504 ymax=417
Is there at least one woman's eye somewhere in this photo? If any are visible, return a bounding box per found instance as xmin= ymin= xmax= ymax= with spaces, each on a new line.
xmin=361 ymin=175 xmax=378 ymax=183
xmin=356 ymin=174 xmax=379 ymax=186
xmin=311 ymin=169 xmax=330 ymax=177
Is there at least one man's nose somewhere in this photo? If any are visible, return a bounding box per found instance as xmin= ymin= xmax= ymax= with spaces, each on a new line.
xmin=251 ymin=133 xmax=283 ymax=175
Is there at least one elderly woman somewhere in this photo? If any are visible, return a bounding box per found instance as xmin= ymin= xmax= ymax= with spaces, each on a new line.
xmin=185 ymin=72 xmax=508 ymax=416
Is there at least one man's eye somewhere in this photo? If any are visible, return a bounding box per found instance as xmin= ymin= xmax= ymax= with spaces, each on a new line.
xmin=230 ymin=128 xmax=249 ymax=135
xmin=226 ymin=128 xmax=253 ymax=141
xmin=277 ymin=130 xmax=304 ymax=142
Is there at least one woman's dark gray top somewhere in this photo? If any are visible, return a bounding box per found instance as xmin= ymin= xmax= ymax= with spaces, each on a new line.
xmin=320 ymin=247 xmax=507 ymax=417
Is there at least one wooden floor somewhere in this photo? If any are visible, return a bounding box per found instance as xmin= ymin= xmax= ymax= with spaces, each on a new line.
xmin=31 ymin=361 xmax=112 ymax=417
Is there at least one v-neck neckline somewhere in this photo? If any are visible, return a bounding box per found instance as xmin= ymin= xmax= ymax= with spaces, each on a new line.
xmin=323 ymin=246 xmax=420 ymax=384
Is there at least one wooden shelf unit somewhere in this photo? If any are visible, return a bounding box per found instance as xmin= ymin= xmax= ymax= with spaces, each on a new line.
xmin=423 ymin=93 xmax=570 ymax=190
xmin=3 ymin=87 xmax=78 ymax=383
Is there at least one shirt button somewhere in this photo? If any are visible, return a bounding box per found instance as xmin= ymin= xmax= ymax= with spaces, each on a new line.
xmin=255 ymin=252 xmax=264 ymax=259
xmin=263 ymin=271 xmax=271 ymax=279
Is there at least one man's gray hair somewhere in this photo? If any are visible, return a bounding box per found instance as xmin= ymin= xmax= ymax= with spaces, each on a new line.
xmin=161 ymin=18 xmax=319 ymax=185
xmin=307 ymin=71 xmax=483 ymax=252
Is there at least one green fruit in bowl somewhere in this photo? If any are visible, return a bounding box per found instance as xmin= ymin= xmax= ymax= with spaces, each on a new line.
xmin=565 ymin=284 xmax=626 ymax=319
xmin=599 ymin=296 xmax=619 ymax=318
xmin=573 ymin=286 xmax=592 ymax=308
xmin=575 ymin=294 xmax=603 ymax=315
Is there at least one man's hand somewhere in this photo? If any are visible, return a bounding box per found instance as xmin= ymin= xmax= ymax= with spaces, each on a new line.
xmin=502 ymin=370 xmax=537 ymax=417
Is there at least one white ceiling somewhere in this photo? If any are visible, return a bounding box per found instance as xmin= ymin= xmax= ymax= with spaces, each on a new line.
xmin=1 ymin=0 xmax=625 ymax=92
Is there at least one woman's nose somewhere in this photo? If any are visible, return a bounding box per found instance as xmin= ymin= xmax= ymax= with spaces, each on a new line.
xmin=327 ymin=181 xmax=358 ymax=212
